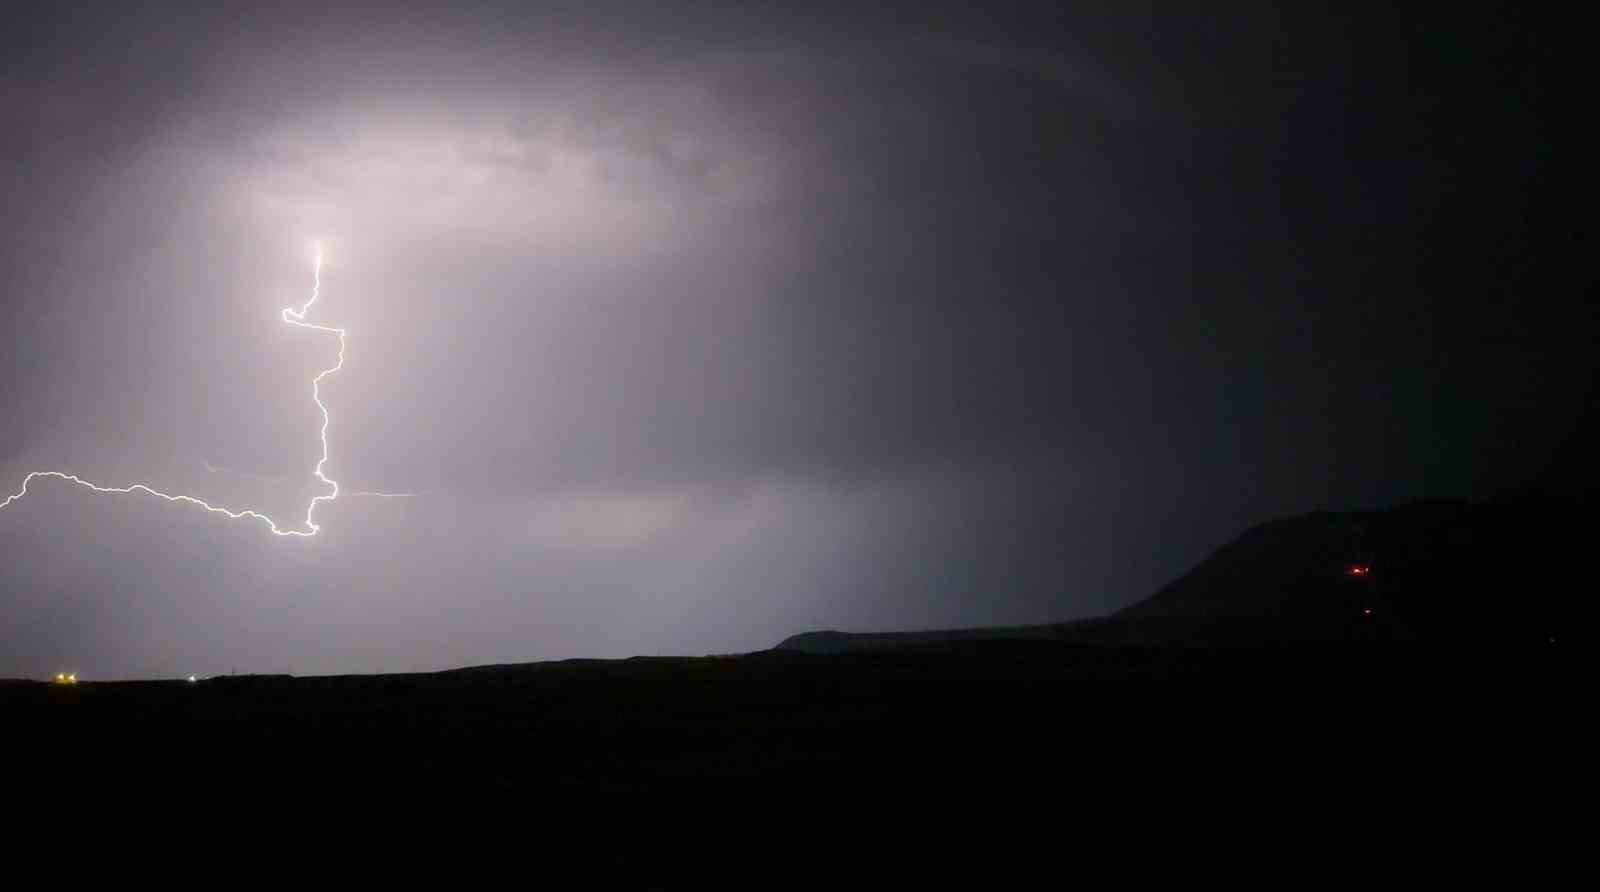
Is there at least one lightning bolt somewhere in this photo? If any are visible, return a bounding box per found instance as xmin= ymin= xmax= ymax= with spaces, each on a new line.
xmin=1 ymin=244 xmax=415 ymax=537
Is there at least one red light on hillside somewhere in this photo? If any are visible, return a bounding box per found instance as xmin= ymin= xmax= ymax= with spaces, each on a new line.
xmin=1346 ymin=564 xmax=1371 ymax=577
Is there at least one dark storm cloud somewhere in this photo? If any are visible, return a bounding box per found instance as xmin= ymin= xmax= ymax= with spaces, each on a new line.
xmin=1 ymin=2 xmax=1565 ymax=676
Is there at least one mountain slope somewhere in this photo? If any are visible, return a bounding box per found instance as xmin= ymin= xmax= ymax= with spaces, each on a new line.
xmin=776 ymin=498 xmax=1573 ymax=653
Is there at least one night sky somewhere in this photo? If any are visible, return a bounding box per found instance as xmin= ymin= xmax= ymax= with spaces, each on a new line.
xmin=1 ymin=3 xmax=1572 ymax=677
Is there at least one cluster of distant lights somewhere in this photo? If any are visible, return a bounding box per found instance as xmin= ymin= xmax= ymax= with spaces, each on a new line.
xmin=1344 ymin=565 xmax=1375 ymax=616
xmin=1343 ymin=562 xmax=1554 ymax=644
xmin=54 ymin=672 xmax=204 ymax=684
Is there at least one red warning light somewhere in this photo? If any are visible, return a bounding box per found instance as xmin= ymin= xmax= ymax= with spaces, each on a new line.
xmin=1346 ymin=564 xmax=1371 ymax=577
xmin=1362 ymin=608 xmax=1373 ymax=616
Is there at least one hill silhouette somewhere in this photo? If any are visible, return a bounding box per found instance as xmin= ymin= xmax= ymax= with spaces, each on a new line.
xmin=777 ymin=498 xmax=1572 ymax=653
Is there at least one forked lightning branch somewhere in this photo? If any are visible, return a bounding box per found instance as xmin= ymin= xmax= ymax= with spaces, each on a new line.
xmin=1 ymin=245 xmax=412 ymax=537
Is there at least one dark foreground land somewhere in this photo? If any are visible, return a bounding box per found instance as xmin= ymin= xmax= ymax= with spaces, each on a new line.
xmin=4 ymin=640 xmax=1570 ymax=796
xmin=4 ymin=499 xmax=1574 ymax=795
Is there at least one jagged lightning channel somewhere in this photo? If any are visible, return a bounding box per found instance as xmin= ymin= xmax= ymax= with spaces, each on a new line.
xmin=0 ymin=245 xmax=416 ymax=536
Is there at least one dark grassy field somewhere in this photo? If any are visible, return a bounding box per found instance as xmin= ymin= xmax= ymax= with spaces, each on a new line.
xmin=4 ymin=638 xmax=1566 ymax=795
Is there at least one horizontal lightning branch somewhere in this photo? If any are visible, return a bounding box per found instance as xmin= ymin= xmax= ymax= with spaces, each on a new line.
xmin=1 ymin=245 xmax=416 ymax=537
